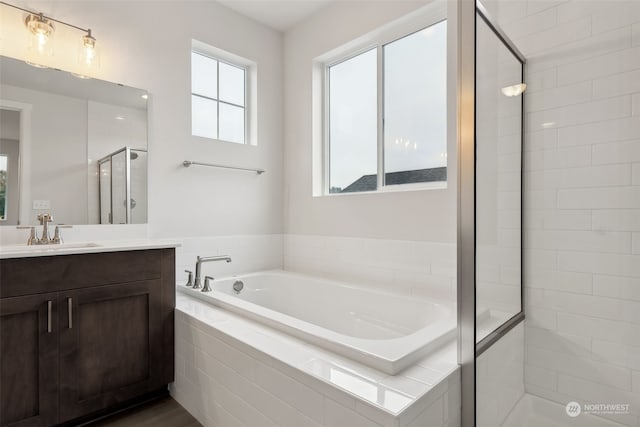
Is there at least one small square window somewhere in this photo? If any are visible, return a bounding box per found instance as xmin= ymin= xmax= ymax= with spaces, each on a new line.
xmin=191 ymin=51 xmax=247 ymax=144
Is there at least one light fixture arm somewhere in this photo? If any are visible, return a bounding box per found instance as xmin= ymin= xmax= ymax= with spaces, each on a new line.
xmin=0 ymin=1 xmax=92 ymax=34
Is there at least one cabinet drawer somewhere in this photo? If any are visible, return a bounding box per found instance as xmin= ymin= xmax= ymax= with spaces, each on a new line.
xmin=0 ymin=250 xmax=164 ymax=298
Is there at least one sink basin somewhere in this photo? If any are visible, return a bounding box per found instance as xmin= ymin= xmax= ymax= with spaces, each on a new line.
xmin=0 ymin=242 xmax=102 ymax=253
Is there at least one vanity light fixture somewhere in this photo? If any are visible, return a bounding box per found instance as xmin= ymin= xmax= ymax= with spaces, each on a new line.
xmin=25 ymin=12 xmax=54 ymax=57
xmin=141 ymin=94 xmax=149 ymax=100
xmin=0 ymin=1 xmax=100 ymax=73
xmin=501 ymin=83 xmax=527 ymax=97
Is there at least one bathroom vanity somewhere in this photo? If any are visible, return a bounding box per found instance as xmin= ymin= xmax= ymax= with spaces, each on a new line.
xmin=0 ymin=244 xmax=176 ymax=426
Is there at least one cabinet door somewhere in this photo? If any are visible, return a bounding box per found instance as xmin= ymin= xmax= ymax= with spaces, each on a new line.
xmin=58 ymin=281 xmax=163 ymax=423
xmin=0 ymin=293 xmax=58 ymax=427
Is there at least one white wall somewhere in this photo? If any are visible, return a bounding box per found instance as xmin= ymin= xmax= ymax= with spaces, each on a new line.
xmin=485 ymin=1 xmax=640 ymax=426
xmin=0 ymin=84 xmax=88 ymax=225
xmin=0 ymin=0 xmax=284 ymax=239
xmin=283 ymin=0 xmax=457 ymax=243
xmin=0 ymin=138 xmax=20 ymax=225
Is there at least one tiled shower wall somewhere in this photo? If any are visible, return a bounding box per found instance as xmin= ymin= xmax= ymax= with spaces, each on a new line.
xmin=491 ymin=1 xmax=640 ymax=425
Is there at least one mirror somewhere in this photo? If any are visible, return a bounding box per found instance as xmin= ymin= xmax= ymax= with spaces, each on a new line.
xmin=0 ymin=55 xmax=148 ymax=226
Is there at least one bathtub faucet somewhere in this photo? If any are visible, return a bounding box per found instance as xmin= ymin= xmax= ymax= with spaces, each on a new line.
xmin=193 ymin=255 xmax=232 ymax=289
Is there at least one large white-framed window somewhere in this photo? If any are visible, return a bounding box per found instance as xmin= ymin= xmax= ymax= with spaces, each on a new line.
xmin=191 ymin=40 xmax=257 ymax=145
xmin=322 ymin=18 xmax=447 ymax=195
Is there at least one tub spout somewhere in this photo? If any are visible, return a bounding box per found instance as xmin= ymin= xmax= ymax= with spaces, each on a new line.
xmin=194 ymin=255 xmax=232 ymax=288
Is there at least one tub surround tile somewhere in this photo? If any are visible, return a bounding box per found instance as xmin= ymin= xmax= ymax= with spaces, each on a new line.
xmin=173 ymin=294 xmax=458 ymax=427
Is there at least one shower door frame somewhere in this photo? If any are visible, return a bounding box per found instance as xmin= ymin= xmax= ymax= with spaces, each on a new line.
xmin=98 ymin=146 xmax=146 ymax=224
xmin=457 ymin=0 xmax=526 ymax=426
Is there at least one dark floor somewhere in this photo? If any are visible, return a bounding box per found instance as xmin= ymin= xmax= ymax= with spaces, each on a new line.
xmin=87 ymin=397 xmax=201 ymax=427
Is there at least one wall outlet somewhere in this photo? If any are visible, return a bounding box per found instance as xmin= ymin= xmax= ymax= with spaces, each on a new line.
xmin=33 ymin=200 xmax=51 ymax=210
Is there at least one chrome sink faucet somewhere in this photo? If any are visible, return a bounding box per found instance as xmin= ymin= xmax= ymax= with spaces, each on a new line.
xmin=37 ymin=213 xmax=53 ymax=243
xmin=193 ymin=255 xmax=232 ymax=289
xmin=16 ymin=213 xmax=72 ymax=245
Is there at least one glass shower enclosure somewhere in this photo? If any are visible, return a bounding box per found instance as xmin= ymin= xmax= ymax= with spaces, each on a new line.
xmin=98 ymin=147 xmax=147 ymax=224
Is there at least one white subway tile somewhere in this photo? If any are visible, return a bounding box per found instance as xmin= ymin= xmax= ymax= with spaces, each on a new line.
xmin=525 ymin=68 xmax=558 ymax=94
xmin=634 ymin=22 xmax=640 ymax=46
xmin=557 ymin=311 xmax=640 ymax=346
xmin=555 ymin=0 xmax=611 ymax=24
xmin=634 ymin=233 xmax=640 ymax=255
xmin=527 ymin=346 xmax=632 ymax=390
xmin=527 ymin=26 xmax=632 ymax=75
xmin=527 ymin=0 xmax=568 ymax=15
xmin=323 ymin=398 xmax=381 ymax=427
xmin=526 ymin=81 xmax=592 ymax=112
xmin=633 ymin=371 xmax=640 ymax=394
xmin=542 ymin=290 xmax=640 ymax=324
xmin=593 ymin=274 xmax=640 ymax=302
xmin=633 ymin=94 xmax=640 ymax=116
xmin=526 ymin=288 xmax=545 ymax=306
xmin=524 ymin=364 xmax=558 ymax=391
xmin=593 ymin=210 xmax=640 ymax=232
xmin=526 ymin=325 xmax=591 ymax=358
xmin=526 ymin=189 xmax=559 ymax=209
xmin=517 ymin=16 xmax=591 ymax=55
xmin=558 ymin=187 xmax=640 ymax=209
xmin=558 ymin=45 xmax=640 ymax=86
xmin=593 ymin=140 xmax=640 ymax=165
xmin=502 ymin=7 xmax=558 ymax=40
xmin=559 ymin=251 xmax=640 ymax=277
xmin=542 ymin=210 xmax=591 ymax=230
xmin=591 ymin=1 xmax=640 ymax=34
xmin=592 ymin=340 xmax=640 ymax=371
xmin=527 ymin=307 xmax=558 ymax=330
xmin=528 ymin=230 xmax=631 ymax=253
xmin=526 ymin=145 xmax=592 ymax=171
xmin=526 ymin=128 xmax=558 ymax=151
xmin=528 ymin=269 xmax=594 ymax=294
xmin=206 ymin=402 xmax=245 ymax=427
xmin=593 ymin=69 xmax=640 ymax=99
xmin=634 ymin=163 xmax=640 ymax=185
xmin=559 ymin=116 xmax=640 ymax=148
xmin=531 ymin=164 xmax=631 ymax=189
xmin=254 ymin=362 xmax=324 ymax=424
xmin=528 ymin=96 xmax=631 ymax=131
xmin=406 ymin=397 xmax=444 ymax=427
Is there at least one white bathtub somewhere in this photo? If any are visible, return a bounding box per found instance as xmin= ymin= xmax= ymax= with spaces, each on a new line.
xmin=178 ymin=270 xmax=456 ymax=374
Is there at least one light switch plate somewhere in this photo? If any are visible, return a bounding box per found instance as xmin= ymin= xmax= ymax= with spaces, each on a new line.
xmin=33 ymin=200 xmax=51 ymax=210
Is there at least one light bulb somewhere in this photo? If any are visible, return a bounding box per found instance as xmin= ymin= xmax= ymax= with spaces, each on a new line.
xmin=25 ymin=14 xmax=54 ymax=57
xmin=78 ymin=29 xmax=100 ymax=72
xmin=82 ymin=33 xmax=96 ymax=65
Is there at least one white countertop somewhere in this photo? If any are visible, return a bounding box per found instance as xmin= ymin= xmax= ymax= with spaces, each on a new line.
xmin=0 ymin=239 xmax=181 ymax=259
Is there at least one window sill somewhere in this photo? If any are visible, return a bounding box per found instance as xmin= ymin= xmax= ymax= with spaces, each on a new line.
xmin=315 ymin=181 xmax=448 ymax=198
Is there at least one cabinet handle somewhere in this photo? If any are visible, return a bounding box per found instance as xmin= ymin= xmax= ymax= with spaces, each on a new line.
xmin=68 ymin=298 xmax=73 ymax=329
xmin=47 ymin=301 xmax=52 ymax=333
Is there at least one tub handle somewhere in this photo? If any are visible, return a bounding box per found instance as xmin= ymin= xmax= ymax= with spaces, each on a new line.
xmin=202 ymin=276 xmax=214 ymax=292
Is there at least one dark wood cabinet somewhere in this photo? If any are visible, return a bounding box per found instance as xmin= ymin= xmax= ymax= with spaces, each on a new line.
xmin=0 ymin=293 xmax=58 ymax=427
xmin=0 ymin=248 xmax=175 ymax=427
